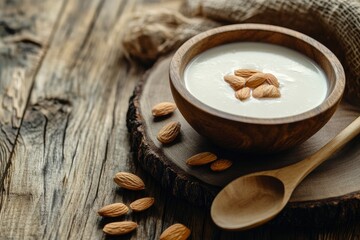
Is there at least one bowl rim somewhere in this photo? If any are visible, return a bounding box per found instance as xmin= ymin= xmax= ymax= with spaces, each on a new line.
xmin=169 ymin=23 xmax=345 ymax=125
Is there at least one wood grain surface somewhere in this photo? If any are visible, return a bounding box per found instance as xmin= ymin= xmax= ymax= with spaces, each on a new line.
xmin=1 ymin=0 xmax=360 ymax=239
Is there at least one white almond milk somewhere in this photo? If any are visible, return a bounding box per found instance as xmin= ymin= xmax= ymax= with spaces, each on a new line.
xmin=184 ymin=42 xmax=328 ymax=118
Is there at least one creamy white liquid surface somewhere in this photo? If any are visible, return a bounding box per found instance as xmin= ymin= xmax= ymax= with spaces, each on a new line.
xmin=184 ymin=42 xmax=328 ymax=118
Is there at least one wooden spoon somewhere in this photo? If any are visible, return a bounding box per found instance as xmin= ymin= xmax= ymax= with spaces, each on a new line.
xmin=211 ymin=116 xmax=360 ymax=230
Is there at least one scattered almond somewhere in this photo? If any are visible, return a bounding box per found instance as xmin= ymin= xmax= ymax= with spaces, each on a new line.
xmin=114 ymin=172 xmax=145 ymax=190
xmin=160 ymin=223 xmax=191 ymax=240
xmin=152 ymin=102 xmax=177 ymax=117
xmin=98 ymin=203 xmax=129 ymax=217
xmin=235 ymin=87 xmax=251 ymax=101
xmin=223 ymin=75 xmax=246 ymax=90
xmin=186 ymin=152 xmax=217 ymax=166
xmin=103 ymin=221 xmax=138 ymax=235
xmin=130 ymin=197 xmax=155 ymax=212
xmin=210 ymin=159 xmax=233 ymax=172
xmin=245 ymin=72 xmax=267 ymax=88
xmin=234 ymin=69 xmax=261 ymax=78
xmin=264 ymin=73 xmax=280 ymax=87
xmin=157 ymin=121 xmax=181 ymax=144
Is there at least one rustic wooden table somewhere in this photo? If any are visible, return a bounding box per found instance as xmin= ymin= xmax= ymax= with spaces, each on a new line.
xmin=0 ymin=0 xmax=359 ymax=239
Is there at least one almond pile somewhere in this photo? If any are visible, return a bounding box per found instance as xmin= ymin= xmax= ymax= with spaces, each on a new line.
xmin=224 ymin=69 xmax=281 ymax=101
xmin=99 ymin=171 xmax=190 ymax=238
xmin=98 ymin=172 xmax=154 ymax=236
xmin=186 ymin=152 xmax=233 ymax=172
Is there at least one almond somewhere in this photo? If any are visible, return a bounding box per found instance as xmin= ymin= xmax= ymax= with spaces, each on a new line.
xmin=152 ymin=102 xmax=177 ymax=117
xmin=210 ymin=159 xmax=233 ymax=172
xmin=264 ymin=73 xmax=280 ymax=87
xmin=130 ymin=197 xmax=155 ymax=212
xmin=245 ymin=72 xmax=267 ymax=88
xmin=186 ymin=152 xmax=217 ymax=166
xmin=98 ymin=203 xmax=129 ymax=217
xmin=252 ymin=83 xmax=267 ymax=98
xmin=234 ymin=69 xmax=261 ymax=78
xmin=114 ymin=172 xmax=145 ymax=190
xmin=223 ymin=75 xmax=246 ymax=90
xmin=160 ymin=223 xmax=191 ymax=240
xmin=263 ymin=84 xmax=281 ymax=98
xmin=235 ymin=87 xmax=251 ymax=101
xmin=157 ymin=121 xmax=181 ymax=144
xmin=253 ymin=84 xmax=280 ymax=98
xmin=103 ymin=221 xmax=137 ymax=235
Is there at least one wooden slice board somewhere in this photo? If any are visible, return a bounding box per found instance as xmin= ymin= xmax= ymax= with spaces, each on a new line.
xmin=127 ymin=55 xmax=360 ymax=226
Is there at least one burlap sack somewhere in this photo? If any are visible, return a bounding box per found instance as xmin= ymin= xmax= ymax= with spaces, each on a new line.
xmin=122 ymin=9 xmax=219 ymax=63
xmin=122 ymin=1 xmax=360 ymax=106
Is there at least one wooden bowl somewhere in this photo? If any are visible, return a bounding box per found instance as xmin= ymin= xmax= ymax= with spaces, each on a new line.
xmin=169 ymin=24 xmax=345 ymax=152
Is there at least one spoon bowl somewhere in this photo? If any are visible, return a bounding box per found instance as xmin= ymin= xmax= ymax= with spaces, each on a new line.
xmin=211 ymin=175 xmax=285 ymax=230
xmin=211 ymin=116 xmax=360 ymax=230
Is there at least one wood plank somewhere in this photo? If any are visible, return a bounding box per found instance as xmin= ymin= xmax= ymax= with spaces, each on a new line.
xmin=0 ymin=0 xmax=65 ymax=235
xmin=0 ymin=0 xmax=65 ymax=188
xmin=0 ymin=0 xmax=146 ymax=239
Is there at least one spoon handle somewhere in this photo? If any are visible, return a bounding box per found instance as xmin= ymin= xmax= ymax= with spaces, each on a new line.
xmin=279 ymin=116 xmax=360 ymax=189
